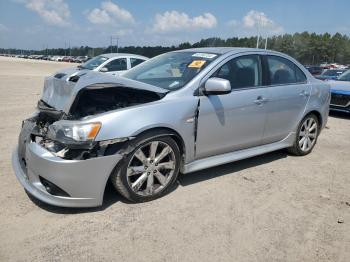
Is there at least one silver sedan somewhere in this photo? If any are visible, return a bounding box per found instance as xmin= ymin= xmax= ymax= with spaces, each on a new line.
xmin=12 ymin=47 xmax=330 ymax=207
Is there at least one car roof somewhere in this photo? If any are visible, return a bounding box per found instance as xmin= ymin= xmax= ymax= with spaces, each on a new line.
xmin=175 ymin=47 xmax=274 ymax=55
xmin=100 ymin=53 xmax=148 ymax=59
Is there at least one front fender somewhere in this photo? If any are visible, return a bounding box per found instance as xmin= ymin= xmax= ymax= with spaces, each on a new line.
xmin=90 ymin=96 xmax=199 ymax=163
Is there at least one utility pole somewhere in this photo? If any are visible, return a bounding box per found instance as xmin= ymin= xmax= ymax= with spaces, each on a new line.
xmin=110 ymin=36 xmax=119 ymax=53
xmin=256 ymin=13 xmax=261 ymax=48
xmin=262 ymin=14 xmax=268 ymax=50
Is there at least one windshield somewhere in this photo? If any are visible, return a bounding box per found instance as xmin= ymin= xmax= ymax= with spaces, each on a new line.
xmin=80 ymin=55 xmax=108 ymax=70
xmin=123 ymin=51 xmax=219 ymax=90
xmin=338 ymin=70 xmax=350 ymax=81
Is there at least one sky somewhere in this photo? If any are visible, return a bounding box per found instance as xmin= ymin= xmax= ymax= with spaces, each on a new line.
xmin=0 ymin=0 xmax=349 ymax=50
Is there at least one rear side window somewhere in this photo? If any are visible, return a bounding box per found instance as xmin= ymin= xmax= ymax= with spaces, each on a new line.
xmin=295 ymin=65 xmax=307 ymax=82
xmin=267 ymin=56 xmax=306 ymax=85
xmin=104 ymin=58 xmax=127 ymax=72
xmin=214 ymin=55 xmax=262 ymax=90
xmin=130 ymin=58 xmax=146 ymax=68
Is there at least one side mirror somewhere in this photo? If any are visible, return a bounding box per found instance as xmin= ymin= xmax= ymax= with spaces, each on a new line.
xmin=100 ymin=67 xmax=108 ymax=72
xmin=203 ymin=77 xmax=231 ymax=95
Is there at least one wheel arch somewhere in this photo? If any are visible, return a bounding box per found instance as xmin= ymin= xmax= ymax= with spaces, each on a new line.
xmin=134 ymin=127 xmax=186 ymax=164
xmin=105 ymin=126 xmax=187 ymax=169
xmin=304 ymin=110 xmax=323 ymax=127
xmin=102 ymin=126 xmax=186 ymax=202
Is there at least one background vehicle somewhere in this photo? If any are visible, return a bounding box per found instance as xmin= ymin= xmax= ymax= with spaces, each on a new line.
xmin=305 ymin=65 xmax=324 ymax=76
xmin=73 ymin=56 xmax=89 ymax=63
xmin=78 ymin=53 xmax=149 ymax=76
xmin=328 ymin=70 xmax=350 ymax=113
xmin=12 ymin=48 xmax=330 ymax=207
xmin=48 ymin=53 xmax=149 ymax=85
xmin=316 ymin=69 xmax=346 ymax=80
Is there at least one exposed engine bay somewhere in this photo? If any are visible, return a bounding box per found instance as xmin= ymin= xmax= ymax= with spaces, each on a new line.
xmin=69 ymin=86 xmax=162 ymax=118
xmin=26 ymin=86 xmax=164 ymax=160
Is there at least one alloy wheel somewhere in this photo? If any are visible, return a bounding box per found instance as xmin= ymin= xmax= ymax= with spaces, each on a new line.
xmin=298 ymin=117 xmax=318 ymax=152
xmin=126 ymin=141 xmax=176 ymax=196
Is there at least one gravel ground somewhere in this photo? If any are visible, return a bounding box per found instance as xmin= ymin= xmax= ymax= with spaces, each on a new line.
xmin=0 ymin=56 xmax=349 ymax=262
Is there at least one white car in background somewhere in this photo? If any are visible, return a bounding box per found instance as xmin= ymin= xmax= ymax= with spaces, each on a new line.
xmin=78 ymin=53 xmax=149 ymax=76
xmin=49 ymin=53 xmax=149 ymax=84
xmin=50 ymin=56 xmax=63 ymax=62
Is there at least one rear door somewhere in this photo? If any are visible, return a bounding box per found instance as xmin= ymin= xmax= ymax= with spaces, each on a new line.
xmin=130 ymin=57 xmax=147 ymax=68
xmin=262 ymin=55 xmax=311 ymax=144
xmin=195 ymin=54 xmax=268 ymax=159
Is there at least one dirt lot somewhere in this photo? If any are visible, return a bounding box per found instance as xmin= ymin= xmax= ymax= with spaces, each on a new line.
xmin=0 ymin=56 xmax=349 ymax=262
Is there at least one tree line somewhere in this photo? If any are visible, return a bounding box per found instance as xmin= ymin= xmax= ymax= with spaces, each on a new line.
xmin=2 ymin=32 xmax=350 ymax=65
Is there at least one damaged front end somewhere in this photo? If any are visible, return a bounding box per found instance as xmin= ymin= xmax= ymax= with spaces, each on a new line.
xmin=20 ymin=104 xmax=103 ymax=161
xmin=25 ymin=81 xmax=166 ymax=161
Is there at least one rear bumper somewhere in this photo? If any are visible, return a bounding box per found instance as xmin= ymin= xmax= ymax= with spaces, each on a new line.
xmin=12 ymin=142 xmax=122 ymax=208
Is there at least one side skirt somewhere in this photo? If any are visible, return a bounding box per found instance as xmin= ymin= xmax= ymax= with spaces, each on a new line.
xmin=183 ymin=132 xmax=295 ymax=174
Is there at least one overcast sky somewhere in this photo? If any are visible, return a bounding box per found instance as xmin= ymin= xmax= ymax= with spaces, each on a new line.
xmin=0 ymin=0 xmax=349 ymax=50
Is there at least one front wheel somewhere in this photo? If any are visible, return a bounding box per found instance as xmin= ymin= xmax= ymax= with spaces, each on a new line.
xmin=111 ymin=134 xmax=181 ymax=202
xmin=288 ymin=114 xmax=319 ymax=156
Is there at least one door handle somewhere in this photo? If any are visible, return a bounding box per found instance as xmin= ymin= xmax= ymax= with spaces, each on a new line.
xmin=300 ymin=90 xmax=310 ymax=97
xmin=254 ymin=96 xmax=269 ymax=105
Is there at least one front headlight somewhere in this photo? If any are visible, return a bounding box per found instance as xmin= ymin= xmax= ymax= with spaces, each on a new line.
xmin=47 ymin=122 xmax=101 ymax=145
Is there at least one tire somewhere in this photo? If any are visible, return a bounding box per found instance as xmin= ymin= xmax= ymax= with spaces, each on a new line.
xmin=110 ymin=132 xmax=181 ymax=203
xmin=288 ymin=113 xmax=319 ymax=156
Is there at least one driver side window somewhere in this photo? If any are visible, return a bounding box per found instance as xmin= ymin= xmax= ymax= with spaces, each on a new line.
xmin=104 ymin=58 xmax=127 ymax=72
xmin=214 ymin=55 xmax=262 ymax=89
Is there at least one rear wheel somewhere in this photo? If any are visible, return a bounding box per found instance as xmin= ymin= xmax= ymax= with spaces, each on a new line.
xmin=111 ymin=134 xmax=181 ymax=202
xmin=288 ymin=114 xmax=319 ymax=156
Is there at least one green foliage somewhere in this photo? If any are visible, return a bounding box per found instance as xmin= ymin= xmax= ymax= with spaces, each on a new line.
xmin=2 ymin=32 xmax=350 ymax=65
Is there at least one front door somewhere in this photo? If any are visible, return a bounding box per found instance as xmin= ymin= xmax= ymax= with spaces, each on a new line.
xmin=195 ymin=55 xmax=268 ymax=159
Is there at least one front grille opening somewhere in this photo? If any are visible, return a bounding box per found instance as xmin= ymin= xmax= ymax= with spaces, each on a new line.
xmin=39 ymin=176 xmax=70 ymax=197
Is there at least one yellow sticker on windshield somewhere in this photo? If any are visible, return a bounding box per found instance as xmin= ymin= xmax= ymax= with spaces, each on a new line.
xmin=188 ymin=60 xmax=206 ymax=68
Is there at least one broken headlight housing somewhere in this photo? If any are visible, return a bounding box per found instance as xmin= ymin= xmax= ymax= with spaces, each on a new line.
xmin=47 ymin=121 xmax=101 ymax=147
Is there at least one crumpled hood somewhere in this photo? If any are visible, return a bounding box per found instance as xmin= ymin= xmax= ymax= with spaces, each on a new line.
xmin=41 ymin=70 xmax=168 ymax=113
xmin=327 ymin=80 xmax=350 ymax=92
